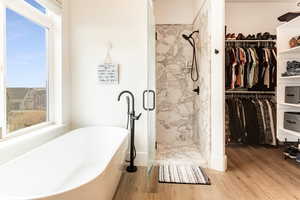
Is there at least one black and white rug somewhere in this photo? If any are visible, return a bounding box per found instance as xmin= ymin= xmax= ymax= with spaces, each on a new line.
xmin=158 ymin=164 xmax=211 ymax=185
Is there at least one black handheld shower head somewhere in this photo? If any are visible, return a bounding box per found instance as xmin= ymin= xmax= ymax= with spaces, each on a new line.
xmin=182 ymin=34 xmax=190 ymax=40
xmin=182 ymin=30 xmax=200 ymax=83
xmin=182 ymin=30 xmax=199 ymax=40
xmin=182 ymin=34 xmax=194 ymax=47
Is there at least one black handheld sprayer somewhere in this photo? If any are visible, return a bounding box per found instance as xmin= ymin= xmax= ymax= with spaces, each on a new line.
xmin=182 ymin=30 xmax=200 ymax=95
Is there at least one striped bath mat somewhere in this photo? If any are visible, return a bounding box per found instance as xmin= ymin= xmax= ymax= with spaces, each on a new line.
xmin=158 ymin=164 xmax=210 ymax=185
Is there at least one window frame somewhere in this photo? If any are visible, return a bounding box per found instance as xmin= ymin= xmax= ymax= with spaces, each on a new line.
xmin=0 ymin=0 xmax=62 ymax=139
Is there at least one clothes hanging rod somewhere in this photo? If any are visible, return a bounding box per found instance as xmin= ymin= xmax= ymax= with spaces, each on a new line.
xmin=225 ymin=91 xmax=276 ymax=94
xmin=225 ymin=40 xmax=276 ymax=42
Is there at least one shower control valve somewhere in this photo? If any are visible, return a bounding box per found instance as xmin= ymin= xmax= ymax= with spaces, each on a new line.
xmin=193 ymin=86 xmax=200 ymax=95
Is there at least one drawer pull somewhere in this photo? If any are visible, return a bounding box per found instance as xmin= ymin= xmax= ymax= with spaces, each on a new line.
xmin=286 ymin=120 xmax=297 ymax=124
xmin=286 ymin=94 xmax=295 ymax=97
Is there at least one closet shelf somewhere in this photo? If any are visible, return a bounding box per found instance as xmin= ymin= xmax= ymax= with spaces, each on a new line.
xmin=225 ymin=40 xmax=276 ymax=42
xmin=225 ymin=90 xmax=276 ymax=94
xmin=280 ymin=75 xmax=300 ymax=79
xmin=277 ymin=16 xmax=300 ymax=30
xmin=279 ymin=103 xmax=300 ymax=108
xmin=279 ymin=128 xmax=300 ymax=138
xmin=279 ymin=46 xmax=300 ymax=55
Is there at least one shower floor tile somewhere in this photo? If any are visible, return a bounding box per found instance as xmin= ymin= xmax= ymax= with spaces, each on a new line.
xmin=155 ymin=143 xmax=207 ymax=167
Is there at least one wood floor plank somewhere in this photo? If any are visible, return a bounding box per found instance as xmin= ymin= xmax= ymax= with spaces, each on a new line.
xmin=113 ymin=146 xmax=300 ymax=200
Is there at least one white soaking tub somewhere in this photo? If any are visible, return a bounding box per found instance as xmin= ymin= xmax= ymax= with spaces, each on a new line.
xmin=0 ymin=126 xmax=128 ymax=200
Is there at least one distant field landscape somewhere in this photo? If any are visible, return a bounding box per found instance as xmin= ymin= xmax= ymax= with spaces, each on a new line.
xmin=7 ymin=88 xmax=47 ymax=133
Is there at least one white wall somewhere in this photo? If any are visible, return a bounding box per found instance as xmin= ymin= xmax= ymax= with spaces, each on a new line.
xmin=69 ymin=0 xmax=149 ymax=165
xmin=154 ymin=0 xmax=209 ymax=25
xmin=194 ymin=0 xmax=207 ymax=20
xmin=154 ymin=0 xmax=196 ymax=24
xmin=226 ymin=2 xmax=300 ymax=35
xmin=61 ymin=0 xmax=71 ymax=125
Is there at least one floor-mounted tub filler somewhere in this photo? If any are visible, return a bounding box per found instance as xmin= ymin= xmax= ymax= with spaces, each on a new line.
xmin=0 ymin=126 xmax=128 ymax=200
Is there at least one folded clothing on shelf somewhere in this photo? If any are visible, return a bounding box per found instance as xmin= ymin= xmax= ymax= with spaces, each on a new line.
xmin=282 ymin=60 xmax=300 ymax=76
xmin=289 ymin=36 xmax=300 ymax=48
xmin=278 ymin=12 xmax=300 ymax=22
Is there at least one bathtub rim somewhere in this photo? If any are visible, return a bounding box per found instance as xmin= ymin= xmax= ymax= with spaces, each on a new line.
xmin=0 ymin=126 xmax=129 ymax=200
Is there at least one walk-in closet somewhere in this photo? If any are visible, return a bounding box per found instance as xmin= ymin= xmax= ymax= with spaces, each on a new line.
xmin=225 ymin=0 xmax=300 ymax=166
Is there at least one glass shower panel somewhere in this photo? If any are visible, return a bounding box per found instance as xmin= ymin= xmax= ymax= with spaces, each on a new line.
xmin=147 ymin=0 xmax=156 ymax=175
xmin=192 ymin=0 xmax=212 ymax=164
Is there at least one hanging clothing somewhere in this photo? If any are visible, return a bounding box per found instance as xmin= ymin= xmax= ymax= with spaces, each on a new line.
xmin=225 ymin=96 xmax=277 ymax=146
xmin=225 ymin=46 xmax=277 ymax=91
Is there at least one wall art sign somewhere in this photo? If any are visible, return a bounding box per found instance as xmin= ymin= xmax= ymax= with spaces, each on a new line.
xmin=97 ymin=63 xmax=119 ymax=84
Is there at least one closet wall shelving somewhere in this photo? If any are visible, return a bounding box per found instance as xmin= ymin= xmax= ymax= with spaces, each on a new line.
xmin=225 ymin=39 xmax=277 ymax=95
xmin=225 ymin=35 xmax=277 ymax=146
xmin=225 ymin=91 xmax=276 ymax=94
xmin=225 ymin=40 xmax=276 ymax=42
xmin=277 ymin=16 xmax=300 ymax=142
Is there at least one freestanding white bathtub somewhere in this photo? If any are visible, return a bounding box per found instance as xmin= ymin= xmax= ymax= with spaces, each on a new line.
xmin=0 ymin=126 xmax=128 ymax=200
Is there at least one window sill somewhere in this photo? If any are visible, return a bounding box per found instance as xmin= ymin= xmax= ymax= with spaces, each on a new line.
xmin=0 ymin=122 xmax=69 ymax=143
xmin=0 ymin=123 xmax=70 ymax=166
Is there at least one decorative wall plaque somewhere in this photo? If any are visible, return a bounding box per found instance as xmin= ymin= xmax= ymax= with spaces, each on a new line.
xmin=97 ymin=63 xmax=119 ymax=84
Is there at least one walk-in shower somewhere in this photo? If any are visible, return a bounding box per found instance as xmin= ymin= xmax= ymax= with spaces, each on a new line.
xmin=155 ymin=25 xmax=207 ymax=166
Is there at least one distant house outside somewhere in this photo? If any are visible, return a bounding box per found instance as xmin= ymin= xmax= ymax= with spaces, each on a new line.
xmin=6 ymin=88 xmax=47 ymax=133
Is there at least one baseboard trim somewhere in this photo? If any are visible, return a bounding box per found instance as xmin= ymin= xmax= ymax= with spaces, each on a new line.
xmin=133 ymin=153 xmax=228 ymax=170
xmin=126 ymin=152 xmax=148 ymax=167
xmin=209 ymin=154 xmax=227 ymax=172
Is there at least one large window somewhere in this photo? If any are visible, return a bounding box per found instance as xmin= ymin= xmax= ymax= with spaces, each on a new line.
xmin=6 ymin=8 xmax=48 ymax=134
xmin=0 ymin=0 xmax=60 ymax=138
xmin=24 ymin=0 xmax=46 ymax=13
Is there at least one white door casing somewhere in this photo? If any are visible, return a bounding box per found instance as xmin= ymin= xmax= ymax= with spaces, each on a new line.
xmin=209 ymin=0 xmax=227 ymax=171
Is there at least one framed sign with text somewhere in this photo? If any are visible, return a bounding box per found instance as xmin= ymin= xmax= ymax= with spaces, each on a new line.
xmin=97 ymin=63 xmax=119 ymax=84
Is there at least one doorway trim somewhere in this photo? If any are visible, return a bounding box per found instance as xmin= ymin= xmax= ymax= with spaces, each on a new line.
xmin=209 ymin=0 xmax=227 ymax=172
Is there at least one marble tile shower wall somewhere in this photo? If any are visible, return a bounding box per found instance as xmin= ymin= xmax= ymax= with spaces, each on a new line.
xmin=156 ymin=24 xmax=197 ymax=153
xmin=192 ymin=0 xmax=211 ymax=163
xmin=155 ymin=1 xmax=211 ymax=166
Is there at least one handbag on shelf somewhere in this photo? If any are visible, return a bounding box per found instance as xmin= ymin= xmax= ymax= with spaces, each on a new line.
xmin=278 ymin=12 xmax=300 ymax=22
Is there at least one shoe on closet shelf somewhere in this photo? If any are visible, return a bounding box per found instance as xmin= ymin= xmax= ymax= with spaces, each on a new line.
xmin=225 ymin=33 xmax=232 ymax=40
xmin=296 ymin=153 xmax=300 ymax=163
xmin=283 ymin=146 xmax=293 ymax=157
xmin=236 ymin=33 xmax=245 ymax=40
xmin=262 ymin=32 xmax=271 ymax=40
xmin=256 ymin=33 xmax=263 ymax=40
xmin=270 ymin=35 xmax=277 ymax=40
xmin=283 ymin=146 xmax=298 ymax=159
xmin=245 ymin=34 xmax=252 ymax=40
xmin=230 ymin=33 xmax=236 ymax=40
xmin=289 ymin=149 xmax=298 ymax=159
xmin=246 ymin=34 xmax=255 ymax=40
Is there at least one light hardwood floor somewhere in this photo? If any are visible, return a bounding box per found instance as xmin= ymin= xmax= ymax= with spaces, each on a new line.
xmin=113 ymin=146 xmax=300 ymax=200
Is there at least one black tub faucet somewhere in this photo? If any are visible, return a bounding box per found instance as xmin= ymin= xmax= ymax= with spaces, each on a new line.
xmin=118 ymin=90 xmax=141 ymax=173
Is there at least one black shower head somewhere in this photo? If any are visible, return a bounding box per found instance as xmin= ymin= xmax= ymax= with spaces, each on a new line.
xmin=182 ymin=34 xmax=190 ymax=40
xmin=182 ymin=30 xmax=199 ymax=40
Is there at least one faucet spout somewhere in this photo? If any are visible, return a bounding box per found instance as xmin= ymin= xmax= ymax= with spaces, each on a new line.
xmin=118 ymin=90 xmax=135 ymax=112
